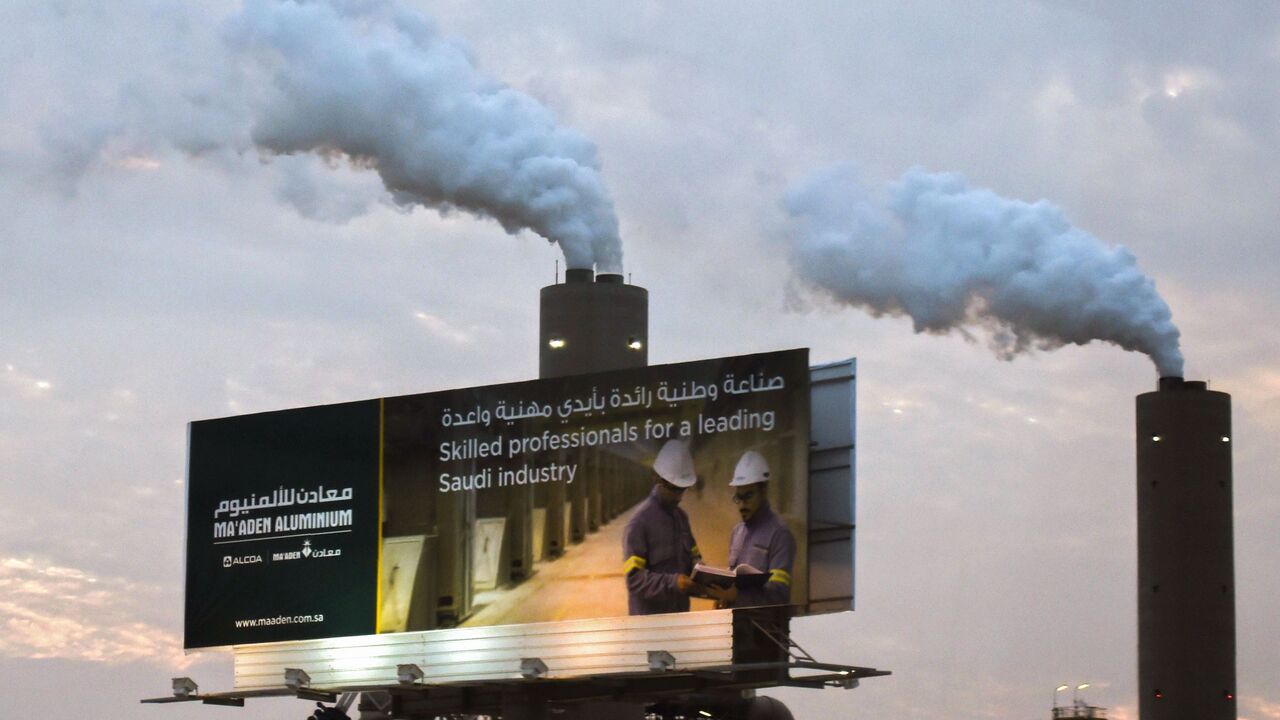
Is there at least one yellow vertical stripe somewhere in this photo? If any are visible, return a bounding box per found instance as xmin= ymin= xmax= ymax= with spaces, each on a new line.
xmin=375 ymin=397 xmax=385 ymax=633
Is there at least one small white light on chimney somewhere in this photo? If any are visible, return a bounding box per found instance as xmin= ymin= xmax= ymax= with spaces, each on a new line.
xmin=628 ymin=338 xmax=643 ymax=351
xmin=1152 ymin=435 xmax=1162 ymax=442
xmin=1221 ymin=436 xmax=1230 ymax=443
xmin=548 ymin=338 xmax=566 ymax=349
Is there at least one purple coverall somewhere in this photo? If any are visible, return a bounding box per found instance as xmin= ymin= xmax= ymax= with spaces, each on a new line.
xmin=622 ymin=487 xmax=701 ymax=615
xmin=727 ymin=503 xmax=795 ymax=607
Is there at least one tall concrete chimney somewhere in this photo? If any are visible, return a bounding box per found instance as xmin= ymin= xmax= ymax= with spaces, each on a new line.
xmin=1136 ymin=377 xmax=1235 ymax=719
xmin=529 ymin=268 xmax=650 ymax=559
xmin=539 ymin=269 xmax=648 ymax=378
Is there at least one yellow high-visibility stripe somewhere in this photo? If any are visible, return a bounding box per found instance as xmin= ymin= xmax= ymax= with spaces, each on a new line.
xmin=623 ymin=555 xmax=648 ymax=574
xmin=768 ymin=568 xmax=791 ymax=587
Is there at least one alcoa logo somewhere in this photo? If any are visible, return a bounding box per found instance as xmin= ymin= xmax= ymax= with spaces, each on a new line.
xmin=223 ymin=554 xmax=263 ymax=568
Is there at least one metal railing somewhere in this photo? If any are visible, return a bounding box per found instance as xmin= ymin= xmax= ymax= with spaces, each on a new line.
xmin=1052 ymin=705 xmax=1107 ymax=719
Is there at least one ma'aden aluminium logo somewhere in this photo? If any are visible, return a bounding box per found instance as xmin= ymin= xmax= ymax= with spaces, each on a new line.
xmin=270 ymin=538 xmax=343 ymax=563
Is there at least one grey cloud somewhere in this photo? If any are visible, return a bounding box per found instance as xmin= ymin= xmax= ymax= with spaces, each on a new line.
xmin=0 ymin=557 xmax=186 ymax=666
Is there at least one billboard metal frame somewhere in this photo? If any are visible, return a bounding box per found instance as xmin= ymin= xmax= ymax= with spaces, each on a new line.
xmin=806 ymin=357 xmax=857 ymax=613
xmin=145 ymin=608 xmax=888 ymax=716
xmin=150 ymin=356 xmax=878 ymax=713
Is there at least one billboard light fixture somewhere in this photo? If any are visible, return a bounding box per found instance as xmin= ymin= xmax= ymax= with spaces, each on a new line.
xmin=521 ymin=658 xmax=549 ymax=679
xmin=648 ymin=650 xmax=676 ymax=672
xmin=171 ymin=677 xmax=198 ymax=698
xmin=628 ymin=337 xmax=644 ymax=351
xmin=284 ymin=668 xmax=311 ymax=689
xmin=396 ymin=664 xmax=424 ymax=685
xmin=548 ymin=337 xmax=566 ymax=349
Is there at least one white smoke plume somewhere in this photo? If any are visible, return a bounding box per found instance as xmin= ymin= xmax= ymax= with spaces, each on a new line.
xmin=784 ymin=164 xmax=1184 ymax=376
xmin=45 ymin=0 xmax=623 ymax=271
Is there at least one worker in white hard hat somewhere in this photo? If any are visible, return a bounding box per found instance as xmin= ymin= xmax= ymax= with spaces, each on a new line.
xmin=706 ymin=450 xmax=796 ymax=608
xmin=621 ymin=439 xmax=703 ymax=615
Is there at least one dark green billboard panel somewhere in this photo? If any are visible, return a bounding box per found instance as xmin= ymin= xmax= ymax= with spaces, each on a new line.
xmin=185 ymin=400 xmax=381 ymax=648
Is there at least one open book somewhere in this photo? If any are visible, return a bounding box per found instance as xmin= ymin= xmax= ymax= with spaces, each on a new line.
xmin=691 ymin=562 xmax=767 ymax=589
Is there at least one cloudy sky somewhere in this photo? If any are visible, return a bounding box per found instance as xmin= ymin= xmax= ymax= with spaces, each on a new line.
xmin=2 ymin=1 xmax=1278 ymax=717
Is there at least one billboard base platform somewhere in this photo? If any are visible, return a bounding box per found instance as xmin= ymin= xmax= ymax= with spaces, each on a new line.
xmin=144 ymin=608 xmax=889 ymax=718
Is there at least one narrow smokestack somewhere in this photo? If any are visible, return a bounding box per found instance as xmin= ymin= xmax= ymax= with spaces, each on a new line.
xmin=1136 ymin=379 xmax=1235 ymax=719
xmin=539 ymin=271 xmax=647 ymax=379
xmin=564 ymin=268 xmax=594 ymax=284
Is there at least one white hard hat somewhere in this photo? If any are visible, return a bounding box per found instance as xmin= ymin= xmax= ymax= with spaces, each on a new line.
xmin=653 ymin=439 xmax=697 ymax=488
xmin=729 ymin=450 xmax=770 ymax=487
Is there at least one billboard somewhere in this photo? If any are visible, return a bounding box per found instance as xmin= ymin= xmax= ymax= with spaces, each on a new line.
xmin=185 ymin=349 xmax=809 ymax=649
